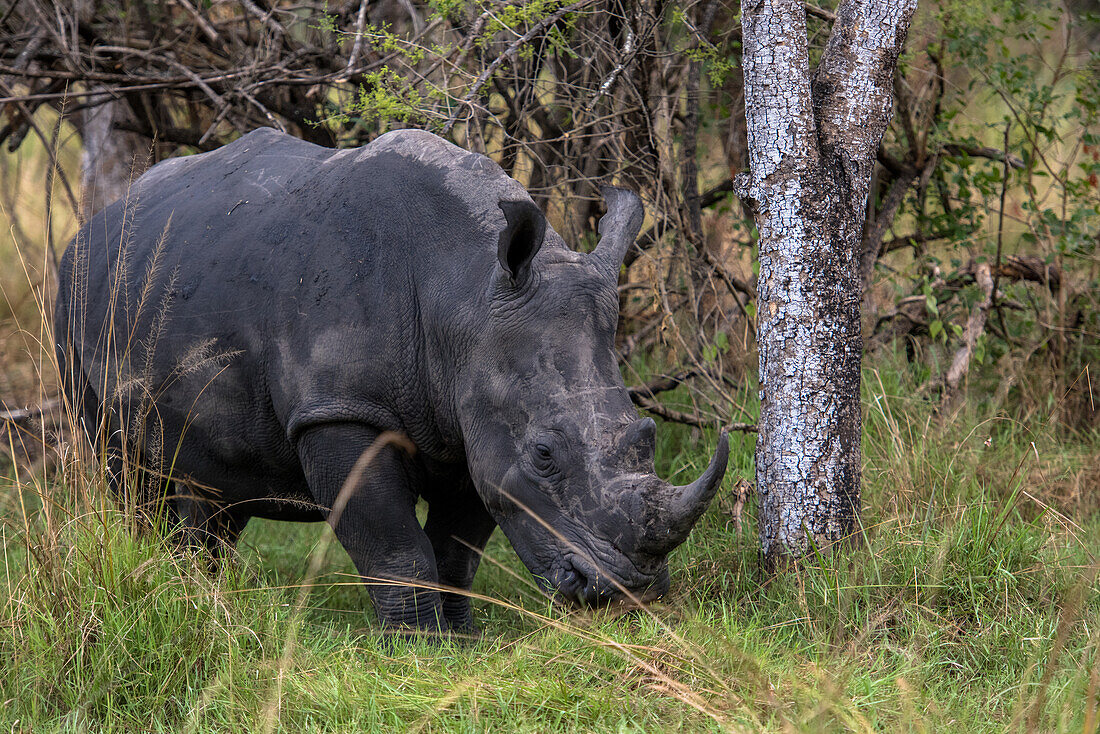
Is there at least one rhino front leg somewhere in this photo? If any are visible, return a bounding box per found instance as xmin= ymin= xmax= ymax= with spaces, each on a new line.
xmin=423 ymin=480 xmax=497 ymax=634
xmin=171 ymin=485 xmax=250 ymax=561
xmin=295 ymin=423 xmax=445 ymax=632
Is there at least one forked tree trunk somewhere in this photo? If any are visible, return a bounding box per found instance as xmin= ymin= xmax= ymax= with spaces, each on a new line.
xmin=736 ymin=0 xmax=917 ymax=566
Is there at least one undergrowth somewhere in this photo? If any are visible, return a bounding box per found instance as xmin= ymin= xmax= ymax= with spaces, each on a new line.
xmin=1 ymin=353 xmax=1097 ymax=732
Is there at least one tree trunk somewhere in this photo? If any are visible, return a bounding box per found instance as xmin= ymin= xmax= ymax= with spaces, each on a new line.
xmin=68 ymin=1 xmax=153 ymax=219
xmin=736 ymin=0 xmax=917 ymax=566
xmin=76 ymin=93 xmax=153 ymax=219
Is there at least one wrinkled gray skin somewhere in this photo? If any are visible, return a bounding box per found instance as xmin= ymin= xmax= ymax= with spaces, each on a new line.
xmin=56 ymin=128 xmax=729 ymax=632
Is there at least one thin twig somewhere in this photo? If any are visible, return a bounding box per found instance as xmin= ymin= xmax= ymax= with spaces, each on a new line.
xmin=991 ymin=121 xmax=1012 ymax=337
xmin=339 ymin=0 xmax=368 ymax=81
xmin=442 ymin=0 xmax=598 ymax=134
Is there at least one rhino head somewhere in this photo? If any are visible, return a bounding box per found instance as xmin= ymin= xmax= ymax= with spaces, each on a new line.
xmin=459 ymin=187 xmax=729 ymax=606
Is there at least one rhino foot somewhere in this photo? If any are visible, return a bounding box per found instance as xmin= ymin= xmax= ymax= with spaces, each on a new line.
xmin=441 ymin=594 xmax=480 ymax=637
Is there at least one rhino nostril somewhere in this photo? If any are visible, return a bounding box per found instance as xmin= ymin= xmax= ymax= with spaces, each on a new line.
xmin=568 ymin=557 xmax=614 ymax=607
xmin=558 ymin=555 xmax=664 ymax=607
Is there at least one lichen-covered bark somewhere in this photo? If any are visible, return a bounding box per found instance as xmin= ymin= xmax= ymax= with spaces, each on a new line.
xmin=738 ymin=0 xmax=917 ymax=564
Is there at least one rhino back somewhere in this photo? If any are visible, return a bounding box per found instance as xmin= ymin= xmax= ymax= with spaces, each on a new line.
xmin=59 ymin=127 xmax=525 ymax=502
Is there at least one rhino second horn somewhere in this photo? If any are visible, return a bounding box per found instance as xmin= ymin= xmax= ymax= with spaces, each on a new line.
xmin=645 ymin=432 xmax=730 ymax=554
xmin=590 ymin=185 xmax=644 ymax=279
xmin=621 ymin=417 xmax=656 ymax=462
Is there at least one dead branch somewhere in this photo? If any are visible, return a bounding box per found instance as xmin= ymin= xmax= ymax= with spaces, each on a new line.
xmin=943 ymin=143 xmax=1025 ymax=170
xmin=704 ymin=250 xmax=755 ymax=299
xmin=944 ymin=256 xmax=1063 ymax=293
xmin=944 ymin=262 xmax=994 ymax=391
xmin=628 ymin=370 xmax=697 ymax=400
xmin=995 ymin=255 xmax=1062 ymax=292
xmin=0 ymin=398 xmax=61 ymax=423
xmin=879 ymin=230 xmax=947 ymax=255
xmin=804 ymin=2 xmax=836 ymax=22
xmin=630 ymin=393 xmax=708 ymax=428
xmin=631 ymin=391 xmax=757 ymax=433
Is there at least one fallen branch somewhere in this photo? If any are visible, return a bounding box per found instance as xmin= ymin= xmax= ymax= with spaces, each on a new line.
xmin=994 ymin=255 xmax=1061 ymax=292
xmin=871 ymin=252 xmax=1064 ymax=352
xmin=942 ymin=255 xmax=1062 ymax=293
xmin=879 ymin=230 xmax=947 ymax=255
xmin=0 ymin=397 xmax=61 ymax=423
xmin=804 ymin=3 xmax=836 ymax=21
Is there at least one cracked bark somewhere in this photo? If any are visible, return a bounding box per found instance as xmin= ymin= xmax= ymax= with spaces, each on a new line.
xmin=738 ymin=0 xmax=917 ymax=566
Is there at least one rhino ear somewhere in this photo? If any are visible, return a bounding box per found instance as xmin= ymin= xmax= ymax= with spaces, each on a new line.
xmin=497 ymin=199 xmax=546 ymax=283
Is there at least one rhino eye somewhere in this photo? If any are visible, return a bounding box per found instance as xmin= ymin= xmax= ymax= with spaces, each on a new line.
xmin=532 ymin=442 xmax=558 ymax=477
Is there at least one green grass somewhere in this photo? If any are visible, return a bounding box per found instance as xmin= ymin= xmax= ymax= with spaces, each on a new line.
xmin=2 ymin=356 xmax=1098 ymax=732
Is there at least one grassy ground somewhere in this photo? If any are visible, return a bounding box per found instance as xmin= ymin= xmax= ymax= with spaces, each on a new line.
xmin=1 ymin=351 xmax=1097 ymax=732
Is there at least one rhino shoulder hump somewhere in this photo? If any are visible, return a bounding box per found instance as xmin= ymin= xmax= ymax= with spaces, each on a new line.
xmin=360 ymin=129 xmax=500 ymax=176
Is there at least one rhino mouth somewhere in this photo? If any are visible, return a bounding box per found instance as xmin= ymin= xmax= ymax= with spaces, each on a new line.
xmin=544 ymin=552 xmax=668 ymax=607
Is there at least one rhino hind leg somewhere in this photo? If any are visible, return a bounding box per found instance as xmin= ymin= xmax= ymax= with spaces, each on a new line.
xmin=423 ymin=481 xmax=497 ymax=635
xmin=295 ymin=423 xmax=448 ymax=633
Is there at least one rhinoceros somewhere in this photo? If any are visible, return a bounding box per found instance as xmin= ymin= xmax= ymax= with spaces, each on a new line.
xmin=55 ymin=127 xmax=729 ymax=632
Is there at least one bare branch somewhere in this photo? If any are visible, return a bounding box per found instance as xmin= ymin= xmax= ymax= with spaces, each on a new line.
xmin=442 ymin=0 xmax=598 ymax=134
xmin=703 ymin=250 xmax=756 ymax=299
xmin=943 ymin=142 xmax=1025 ymax=170
xmin=628 ymin=370 xmax=697 ymax=400
xmin=632 ymin=391 xmax=757 ymax=433
xmin=340 ymin=0 xmax=369 ymax=82
xmin=804 ymin=2 xmax=836 ymax=21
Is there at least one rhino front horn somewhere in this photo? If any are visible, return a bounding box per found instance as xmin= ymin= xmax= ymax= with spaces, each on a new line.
xmin=646 ymin=432 xmax=730 ymax=554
